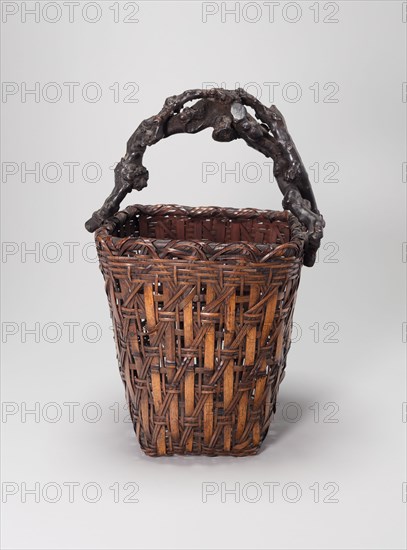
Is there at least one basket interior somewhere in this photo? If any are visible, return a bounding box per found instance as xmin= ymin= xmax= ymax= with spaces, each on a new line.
xmin=111 ymin=209 xmax=292 ymax=246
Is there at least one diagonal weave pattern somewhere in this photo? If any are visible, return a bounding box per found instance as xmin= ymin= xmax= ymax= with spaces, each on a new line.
xmin=95 ymin=205 xmax=306 ymax=456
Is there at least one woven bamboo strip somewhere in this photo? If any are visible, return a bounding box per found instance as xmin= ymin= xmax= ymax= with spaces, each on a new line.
xmin=236 ymin=285 xmax=260 ymax=440
xmin=133 ymin=306 xmax=151 ymax=441
xmin=127 ymin=318 xmax=143 ymax=438
xmin=183 ymin=297 xmax=194 ymax=452
xmin=164 ymin=285 xmax=179 ymax=445
xmin=144 ymin=283 xmax=166 ymax=455
xmin=223 ymin=290 xmax=236 ymax=451
xmin=203 ymin=284 xmax=216 ymax=446
xmin=253 ymin=290 xmax=278 ymax=446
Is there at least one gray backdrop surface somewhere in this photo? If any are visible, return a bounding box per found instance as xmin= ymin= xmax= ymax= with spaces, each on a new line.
xmin=1 ymin=1 xmax=406 ymax=549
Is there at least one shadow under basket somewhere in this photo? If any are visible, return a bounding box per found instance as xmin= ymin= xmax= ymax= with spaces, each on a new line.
xmin=94 ymin=204 xmax=306 ymax=457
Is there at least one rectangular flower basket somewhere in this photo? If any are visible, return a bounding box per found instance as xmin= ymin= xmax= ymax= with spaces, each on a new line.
xmin=85 ymin=88 xmax=325 ymax=456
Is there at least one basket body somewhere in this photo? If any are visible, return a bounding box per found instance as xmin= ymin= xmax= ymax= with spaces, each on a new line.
xmin=95 ymin=204 xmax=306 ymax=456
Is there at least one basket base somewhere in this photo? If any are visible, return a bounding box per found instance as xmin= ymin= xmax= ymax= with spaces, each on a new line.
xmin=135 ymin=432 xmax=269 ymax=458
xmin=128 ymin=390 xmax=280 ymax=458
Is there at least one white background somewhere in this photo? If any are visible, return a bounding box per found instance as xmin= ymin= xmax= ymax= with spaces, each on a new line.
xmin=1 ymin=1 xmax=406 ymax=549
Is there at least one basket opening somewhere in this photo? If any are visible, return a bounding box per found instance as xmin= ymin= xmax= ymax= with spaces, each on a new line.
xmin=112 ymin=211 xmax=292 ymax=246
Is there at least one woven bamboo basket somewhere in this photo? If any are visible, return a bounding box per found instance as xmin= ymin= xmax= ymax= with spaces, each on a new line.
xmin=86 ymin=88 xmax=325 ymax=457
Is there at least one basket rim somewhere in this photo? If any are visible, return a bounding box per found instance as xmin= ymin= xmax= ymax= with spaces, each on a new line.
xmin=95 ymin=204 xmax=307 ymax=264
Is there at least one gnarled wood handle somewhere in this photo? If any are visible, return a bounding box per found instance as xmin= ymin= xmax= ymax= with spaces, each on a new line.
xmin=85 ymin=88 xmax=324 ymax=267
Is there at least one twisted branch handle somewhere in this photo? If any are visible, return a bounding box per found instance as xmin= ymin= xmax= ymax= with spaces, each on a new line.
xmin=85 ymin=88 xmax=325 ymax=267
